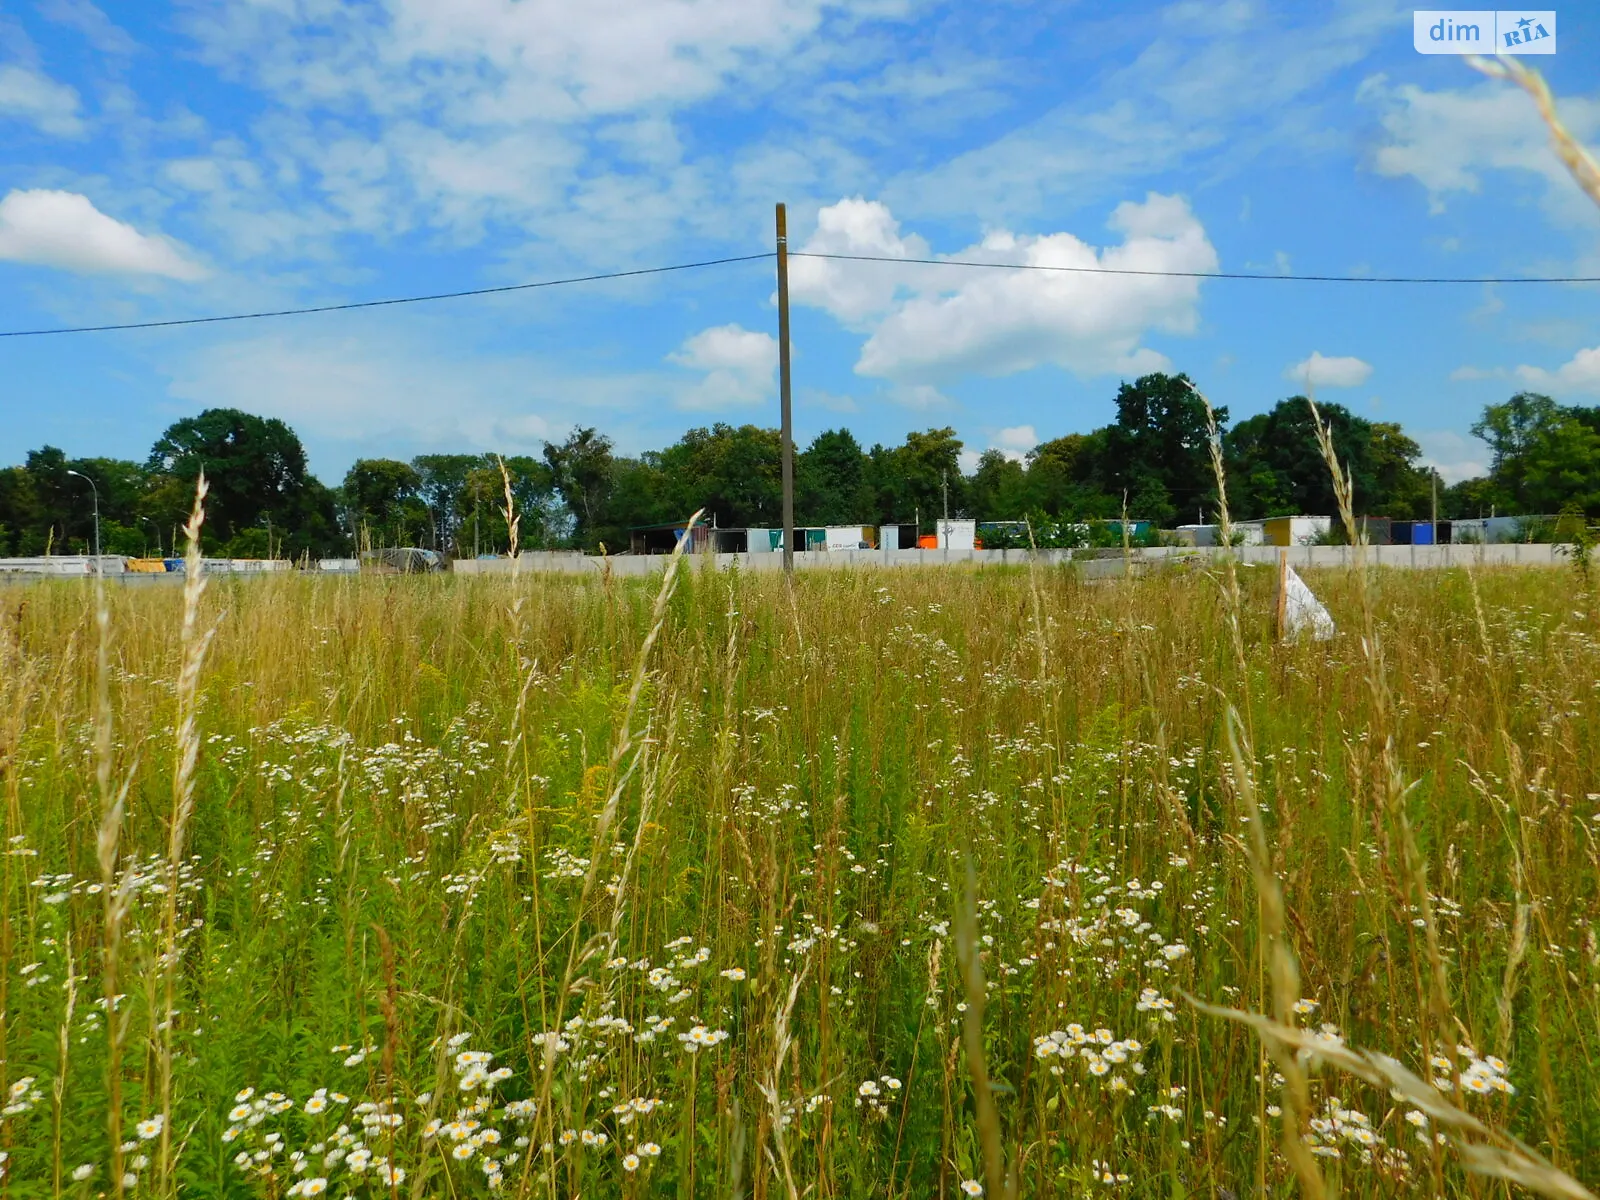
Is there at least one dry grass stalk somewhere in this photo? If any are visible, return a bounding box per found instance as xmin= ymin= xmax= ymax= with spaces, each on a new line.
xmin=757 ymin=961 xmax=809 ymax=1200
xmin=526 ymin=510 xmax=702 ymax=1188
xmin=1306 ymin=397 xmax=1455 ymax=1074
xmin=157 ymin=473 xmax=221 ymax=1195
xmin=1187 ymin=998 xmax=1596 ymax=1200
xmin=1468 ymin=56 xmax=1600 ymax=211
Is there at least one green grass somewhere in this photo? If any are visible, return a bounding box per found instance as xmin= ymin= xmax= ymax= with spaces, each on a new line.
xmin=0 ymin=558 xmax=1596 ymax=1198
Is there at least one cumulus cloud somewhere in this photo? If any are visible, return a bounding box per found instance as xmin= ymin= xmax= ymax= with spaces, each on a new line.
xmin=1514 ymin=345 xmax=1600 ymax=396
xmin=167 ymin=328 xmax=677 ymax=472
xmin=1415 ymin=430 xmax=1488 ymax=485
xmin=1363 ymin=77 xmax=1600 ymax=224
xmin=1286 ymin=351 xmax=1372 ymax=389
xmin=787 ymin=197 xmax=930 ymax=325
xmin=0 ymin=189 xmax=205 ymax=278
xmin=669 ymin=323 xmax=778 ymax=410
xmin=991 ymin=424 xmax=1038 ymax=461
xmin=0 ymin=64 xmax=85 ymax=137
xmin=791 ymin=192 xmax=1218 ymax=384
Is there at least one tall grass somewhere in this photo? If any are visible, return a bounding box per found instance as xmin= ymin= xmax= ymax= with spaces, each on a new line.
xmin=0 ymin=554 xmax=1596 ymax=1197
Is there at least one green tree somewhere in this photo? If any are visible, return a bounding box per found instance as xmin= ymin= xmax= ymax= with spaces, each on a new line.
xmin=969 ymin=450 xmax=1029 ymax=520
xmin=1223 ymin=398 xmax=1377 ymax=519
xmin=1024 ymin=432 xmax=1117 ymax=519
xmin=1368 ymin=422 xmax=1435 ymax=519
xmin=1471 ymin=393 xmax=1600 ymax=514
xmin=654 ymin=424 xmax=783 ymax=530
xmin=871 ymin=428 xmax=966 ymax=527
xmin=1101 ymin=373 xmax=1222 ymax=526
xmin=797 ymin=429 xmax=874 ymax=526
xmin=147 ymin=408 xmax=340 ymax=555
xmin=343 ymin=459 xmax=426 ymax=549
xmin=544 ymin=428 xmax=616 ymax=548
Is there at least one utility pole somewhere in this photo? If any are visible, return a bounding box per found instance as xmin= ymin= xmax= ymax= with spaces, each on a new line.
xmin=776 ymin=203 xmax=795 ymax=575
xmin=65 ymin=469 xmax=100 ymax=574
xmin=1431 ymin=471 xmax=1439 ymax=542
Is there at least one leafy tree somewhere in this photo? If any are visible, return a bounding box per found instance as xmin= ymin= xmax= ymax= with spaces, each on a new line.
xmin=544 ymin=428 xmax=616 ymax=548
xmin=1224 ymin=398 xmax=1378 ymax=519
xmin=969 ymin=450 xmax=1029 ymax=520
xmin=869 ymin=428 xmax=966 ymax=527
xmin=797 ymin=429 xmax=873 ymax=526
xmin=1367 ymin=422 xmax=1436 ymax=520
xmin=1471 ymin=393 xmax=1600 ymax=515
xmin=654 ymin=424 xmax=783 ymax=530
xmin=1024 ymin=432 xmax=1117 ymax=519
xmin=1101 ymin=373 xmax=1222 ymax=527
xmin=343 ymin=459 xmax=426 ymax=549
xmin=147 ymin=408 xmax=341 ymax=555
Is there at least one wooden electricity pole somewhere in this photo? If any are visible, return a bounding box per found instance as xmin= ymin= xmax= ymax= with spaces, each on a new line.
xmin=776 ymin=203 xmax=795 ymax=575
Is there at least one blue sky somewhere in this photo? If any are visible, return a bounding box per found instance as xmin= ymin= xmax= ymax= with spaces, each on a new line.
xmin=1 ymin=0 xmax=1597 ymax=486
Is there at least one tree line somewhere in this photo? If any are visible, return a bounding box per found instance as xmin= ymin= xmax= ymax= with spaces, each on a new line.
xmin=3 ymin=374 xmax=1596 ymax=558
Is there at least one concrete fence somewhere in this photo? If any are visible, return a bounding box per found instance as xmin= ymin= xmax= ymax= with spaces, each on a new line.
xmin=452 ymin=542 xmax=1564 ymax=577
xmin=0 ymin=542 xmax=1566 ymax=584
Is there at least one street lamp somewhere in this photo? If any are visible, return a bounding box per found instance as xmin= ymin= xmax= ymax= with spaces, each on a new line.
xmin=64 ymin=469 xmax=101 ymax=573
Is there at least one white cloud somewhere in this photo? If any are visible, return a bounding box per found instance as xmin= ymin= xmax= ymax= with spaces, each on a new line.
xmin=787 ymin=196 xmax=931 ymax=325
xmin=169 ymin=0 xmax=914 ymax=257
xmin=37 ymin=0 xmax=139 ymax=56
xmin=991 ymin=424 xmax=1038 ymax=461
xmin=669 ymin=323 xmax=778 ymax=410
xmin=0 ymin=64 xmax=84 ymax=137
xmin=1363 ymin=77 xmax=1600 ymax=225
xmin=898 ymin=2 xmax=1396 ymax=224
xmin=1514 ymin=345 xmax=1600 ymax=396
xmin=166 ymin=328 xmax=677 ymax=473
xmin=888 ymin=383 xmax=951 ymax=409
xmin=0 ymin=189 xmax=205 ymax=278
xmin=1415 ymin=430 xmax=1488 ymax=485
xmin=792 ymin=192 xmax=1216 ymax=384
xmin=1449 ymin=364 xmax=1505 ymax=382
xmin=1286 ymin=351 xmax=1372 ymax=389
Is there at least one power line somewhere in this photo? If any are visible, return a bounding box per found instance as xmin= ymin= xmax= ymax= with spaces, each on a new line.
xmin=0 ymin=252 xmax=776 ymax=339
xmin=4 ymin=244 xmax=1593 ymax=340
xmin=790 ymin=250 xmax=1600 ymax=285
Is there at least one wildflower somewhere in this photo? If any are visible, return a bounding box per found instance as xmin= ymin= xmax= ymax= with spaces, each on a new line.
xmin=960 ymin=1180 xmax=984 ymax=1196
xmin=451 ymin=1142 xmax=475 ymax=1160
xmin=137 ymin=1115 xmax=165 ymax=1140
xmin=73 ymin=1164 xmax=95 ymax=1182
xmin=1291 ymin=999 xmax=1319 ymax=1016
xmin=858 ymin=1080 xmax=881 ymax=1098
xmin=229 ymin=1104 xmax=253 ymax=1122
xmin=637 ymin=1142 xmax=662 ymax=1157
xmin=305 ymin=1095 xmax=328 ymax=1115
xmin=623 ymin=1154 xmax=641 ymax=1172
xmin=720 ymin=967 xmax=747 ymax=981
xmin=235 ymin=1088 xmax=255 ymax=1103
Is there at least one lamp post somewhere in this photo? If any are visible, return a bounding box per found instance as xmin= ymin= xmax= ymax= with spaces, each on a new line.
xmin=64 ymin=469 xmax=101 ymax=574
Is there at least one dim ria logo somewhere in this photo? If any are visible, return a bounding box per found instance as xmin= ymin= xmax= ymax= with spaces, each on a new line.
xmin=1413 ymin=10 xmax=1556 ymax=53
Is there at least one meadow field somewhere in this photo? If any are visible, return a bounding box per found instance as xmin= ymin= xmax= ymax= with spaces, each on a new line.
xmin=1 ymin=549 xmax=1597 ymax=1198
